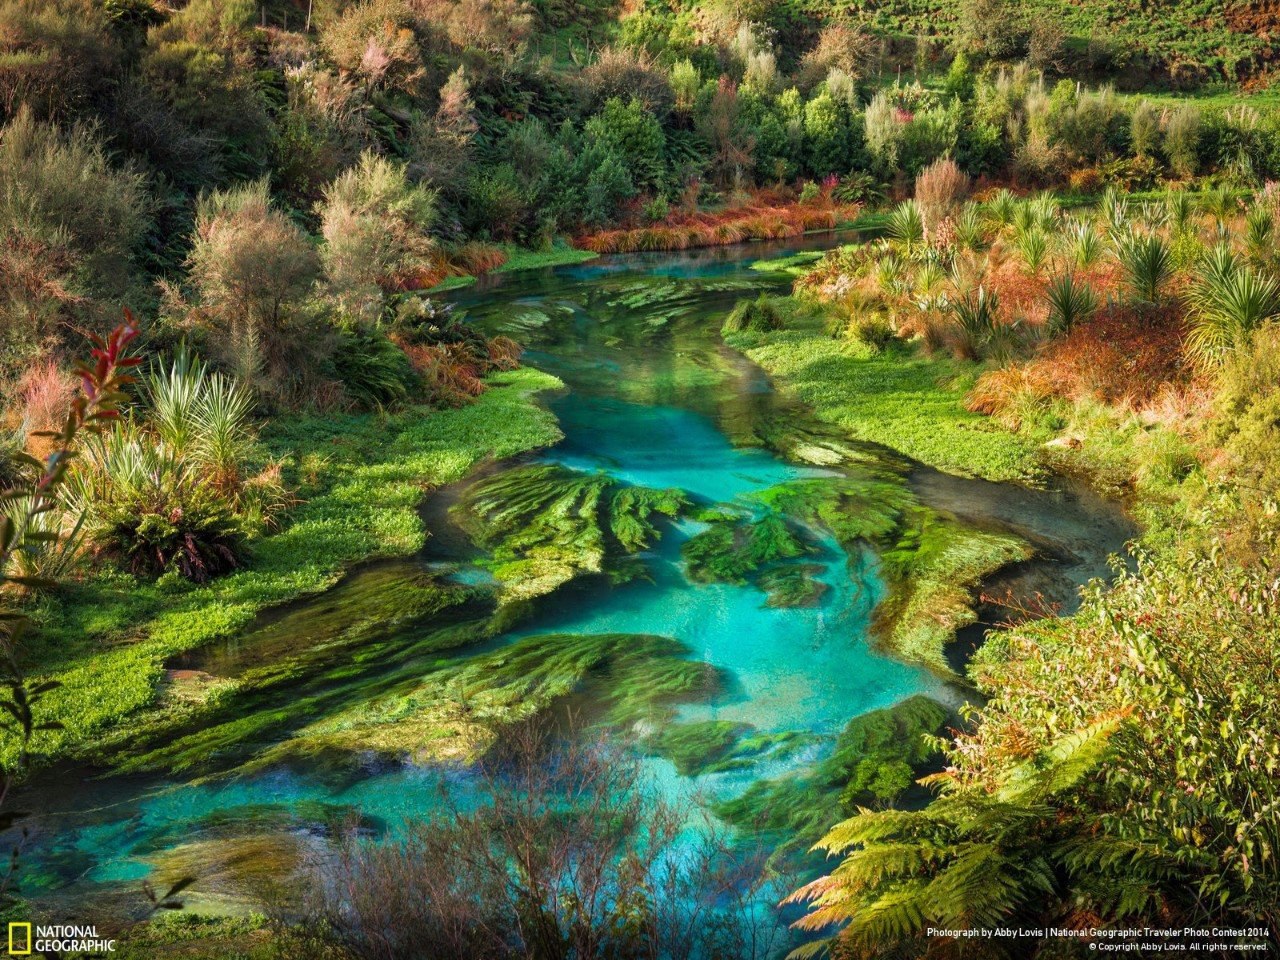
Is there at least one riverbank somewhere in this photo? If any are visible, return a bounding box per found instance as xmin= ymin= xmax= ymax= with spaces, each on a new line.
xmin=21 ymin=368 xmax=563 ymax=768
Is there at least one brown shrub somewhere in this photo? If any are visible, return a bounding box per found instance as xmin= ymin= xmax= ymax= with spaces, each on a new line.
xmin=914 ymin=158 xmax=969 ymax=233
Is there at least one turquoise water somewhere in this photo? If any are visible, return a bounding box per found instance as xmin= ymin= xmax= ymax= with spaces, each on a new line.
xmin=20 ymin=236 xmax=1132 ymax=936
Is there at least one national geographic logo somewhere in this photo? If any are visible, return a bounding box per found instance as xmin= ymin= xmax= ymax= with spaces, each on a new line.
xmin=8 ymin=923 xmax=117 ymax=955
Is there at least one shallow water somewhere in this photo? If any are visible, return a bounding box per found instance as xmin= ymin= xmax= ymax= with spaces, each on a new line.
xmin=20 ymin=235 xmax=1134 ymax=937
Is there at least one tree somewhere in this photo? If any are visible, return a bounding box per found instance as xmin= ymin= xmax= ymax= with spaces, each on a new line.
xmin=319 ymin=152 xmax=437 ymax=320
xmin=185 ymin=179 xmax=320 ymax=384
xmin=585 ymin=96 xmax=667 ymax=192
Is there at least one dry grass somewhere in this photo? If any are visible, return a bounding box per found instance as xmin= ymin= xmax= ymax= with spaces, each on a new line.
xmin=576 ymin=200 xmax=860 ymax=254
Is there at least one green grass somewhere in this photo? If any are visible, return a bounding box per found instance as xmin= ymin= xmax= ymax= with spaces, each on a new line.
xmin=734 ymin=331 xmax=1042 ymax=483
xmin=494 ymin=242 xmax=599 ymax=273
xmin=18 ymin=368 xmax=563 ymax=767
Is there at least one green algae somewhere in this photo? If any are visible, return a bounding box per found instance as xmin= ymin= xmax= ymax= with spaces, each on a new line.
xmin=877 ymin=513 xmax=1033 ymax=671
xmin=682 ymin=512 xmax=810 ymax=584
xmin=254 ymin=632 xmax=727 ymax=771
xmin=17 ymin=368 xmax=563 ymax=769
xmin=716 ymin=695 xmax=950 ymax=848
xmin=645 ymin=721 xmax=815 ymax=776
xmin=758 ymin=564 xmax=828 ymax=607
xmin=645 ymin=720 xmax=752 ymax=776
xmin=453 ymin=464 xmax=688 ymax=601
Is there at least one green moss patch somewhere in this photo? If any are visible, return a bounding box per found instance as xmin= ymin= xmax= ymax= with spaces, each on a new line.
xmin=735 ymin=332 xmax=1042 ymax=483
xmin=716 ymin=695 xmax=950 ymax=848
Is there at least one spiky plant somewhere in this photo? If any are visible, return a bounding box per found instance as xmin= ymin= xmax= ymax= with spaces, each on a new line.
xmin=1045 ymin=272 xmax=1099 ymax=336
xmin=1117 ymin=232 xmax=1173 ymax=304
xmin=1244 ymin=204 xmax=1275 ymax=266
xmin=787 ymin=719 xmax=1149 ymax=960
xmin=1200 ymin=185 xmax=1237 ymax=225
xmin=953 ymin=203 xmax=987 ymax=251
xmin=1165 ymin=190 xmax=1197 ymax=233
xmin=948 ymin=287 xmax=1001 ymax=360
xmin=1016 ymin=227 xmax=1050 ymax=273
xmin=1026 ymin=191 xmax=1059 ymax=230
xmin=1101 ymin=185 xmax=1129 ymax=237
xmin=1070 ymin=221 xmax=1105 ymax=269
xmin=1184 ymin=254 xmax=1280 ymax=368
xmin=984 ymin=189 xmax=1018 ymax=229
xmin=149 ymin=351 xmax=256 ymax=493
xmin=885 ymin=200 xmax=925 ymax=249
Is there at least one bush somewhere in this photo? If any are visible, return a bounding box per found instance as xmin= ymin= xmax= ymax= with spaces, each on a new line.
xmin=957 ymin=0 xmax=1027 ymax=61
xmin=914 ymin=158 xmax=969 ymax=233
xmin=1164 ymin=105 xmax=1201 ymax=178
xmin=185 ymin=179 xmax=322 ymax=387
xmin=721 ymin=294 xmax=785 ymax=334
xmin=68 ymin=423 xmax=248 ymax=583
xmin=332 ymin=328 xmax=416 ymax=409
xmin=319 ymin=152 xmax=437 ymax=319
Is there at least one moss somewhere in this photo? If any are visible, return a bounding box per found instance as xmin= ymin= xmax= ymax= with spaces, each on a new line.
xmin=736 ymin=332 xmax=1043 ymax=483
xmin=453 ymin=463 xmax=687 ymax=602
xmin=716 ymin=695 xmax=950 ymax=849
xmin=16 ymin=369 xmax=563 ymax=768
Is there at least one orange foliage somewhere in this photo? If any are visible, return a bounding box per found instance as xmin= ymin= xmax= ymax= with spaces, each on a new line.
xmin=576 ymin=200 xmax=861 ymax=254
xmin=968 ymin=305 xmax=1190 ymax=416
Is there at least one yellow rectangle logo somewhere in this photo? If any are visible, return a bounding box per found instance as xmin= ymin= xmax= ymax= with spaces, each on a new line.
xmin=7 ymin=922 xmax=30 ymax=955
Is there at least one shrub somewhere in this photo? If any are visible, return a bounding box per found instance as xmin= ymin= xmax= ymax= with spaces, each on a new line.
xmin=914 ymin=158 xmax=968 ymax=233
xmin=1129 ymin=100 xmax=1161 ymax=159
xmin=68 ymin=424 xmax=247 ymax=583
xmin=185 ymin=180 xmax=322 ymax=387
xmin=1164 ymin=105 xmax=1201 ymax=178
xmin=319 ymin=152 xmax=437 ymax=318
xmin=949 ymin=286 xmax=1002 ymax=360
xmin=332 ymin=328 xmax=416 ymax=409
xmin=957 ymin=0 xmax=1027 ymax=61
xmin=319 ymin=0 xmax=425 ymax=93
xmin=721 ymin=294 xmax=785 ymax=334
xmin=0 ymin=108 xmax=148 ymax=295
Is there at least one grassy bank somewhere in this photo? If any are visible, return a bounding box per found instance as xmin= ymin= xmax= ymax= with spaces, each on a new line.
xmin=730 ymin=329 xmax=1043 ymax=483
xmin=19 ymin=369 xmax=563 ymax=768
xmin=427 ymin=243 xmax=599 ymax=293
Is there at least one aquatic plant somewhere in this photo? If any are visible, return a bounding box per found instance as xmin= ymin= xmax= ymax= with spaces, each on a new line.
xmin=721 ymin=294 xmax=786 ymax=334
xmin=717 ymin=695 xmax=950 ymax=846
xmin=455 ymin=464 xmax=687 ymax=600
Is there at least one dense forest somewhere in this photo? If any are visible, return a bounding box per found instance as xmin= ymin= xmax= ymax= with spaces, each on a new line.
xmin=2 ymin=0 xmax=1280 ymax=956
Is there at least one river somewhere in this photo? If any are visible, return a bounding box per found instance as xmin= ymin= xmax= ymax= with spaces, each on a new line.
xmin=19 ymin=236 xmax=1134 ymax=949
